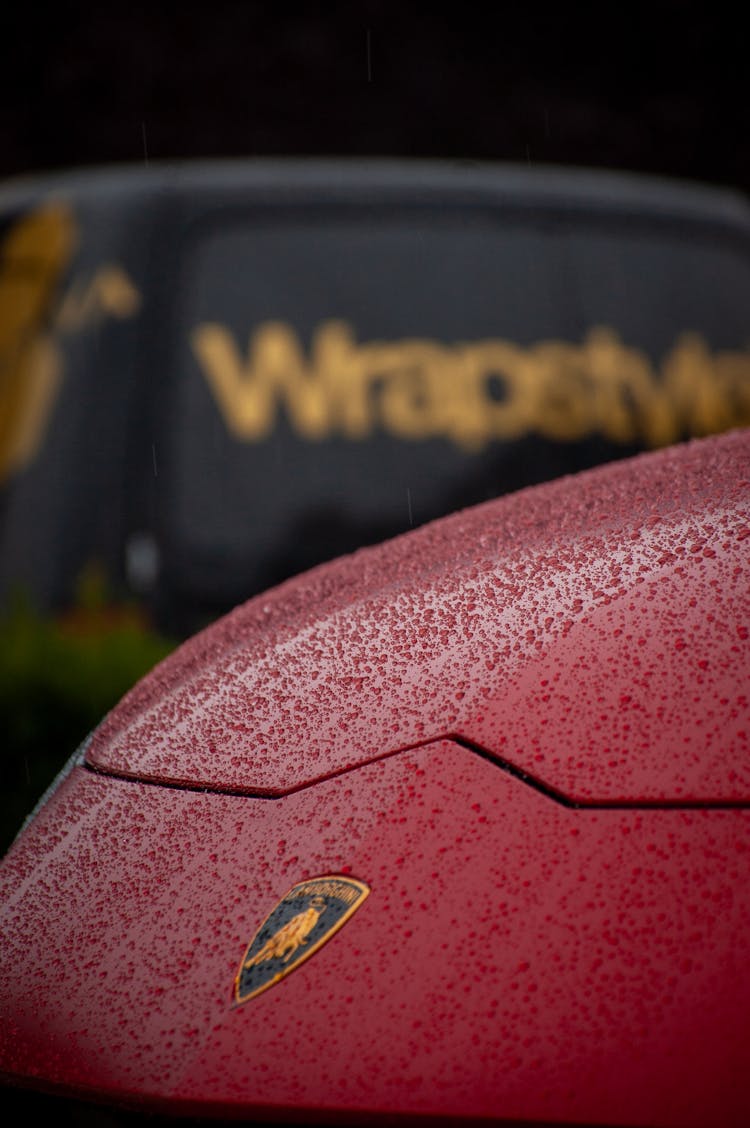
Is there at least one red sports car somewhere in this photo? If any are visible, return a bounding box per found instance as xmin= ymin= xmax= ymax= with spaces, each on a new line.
xmin=1 ymin=427 xmax=749 ymax=1126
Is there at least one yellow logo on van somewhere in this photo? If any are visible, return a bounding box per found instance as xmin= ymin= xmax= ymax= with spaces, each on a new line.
xmin=0 ymin=205 xmax=75 ymax=484
xmin=193 ymin=319 xmax=750 ymax=452
xmin=0 ymin=203 xmax=141 ymax=485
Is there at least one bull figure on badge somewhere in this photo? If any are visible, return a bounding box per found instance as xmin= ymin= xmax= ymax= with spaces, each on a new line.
xmin=243 ymin=896 xmax=327 ymax=968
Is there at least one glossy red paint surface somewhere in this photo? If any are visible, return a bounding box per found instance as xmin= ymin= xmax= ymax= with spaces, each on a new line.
xmin=3 ymin=743 xmax=750 ymax=1125
xmin=2 ymin=430 xmax=750 ymax=1125
xmin=87 ymin=430 xmax=750 ymax=802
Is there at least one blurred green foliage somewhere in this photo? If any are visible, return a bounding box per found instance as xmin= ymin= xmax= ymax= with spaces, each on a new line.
xmin=0 ymin=567 xmax=176 ymax=856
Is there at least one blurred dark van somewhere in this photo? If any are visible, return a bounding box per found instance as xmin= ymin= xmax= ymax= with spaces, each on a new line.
xmin=2 ymin=158 xmax=750 ymax=639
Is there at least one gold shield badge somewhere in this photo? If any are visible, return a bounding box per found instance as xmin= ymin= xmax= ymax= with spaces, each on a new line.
xmin=234 ymin=875 xmax=370 ymax=1004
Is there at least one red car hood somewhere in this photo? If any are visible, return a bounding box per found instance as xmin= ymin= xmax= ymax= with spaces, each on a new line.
xmin=2 ymin=430 xmax=750 ymax=1127
xmin=88 ymin=429 xmax=750 ymax=802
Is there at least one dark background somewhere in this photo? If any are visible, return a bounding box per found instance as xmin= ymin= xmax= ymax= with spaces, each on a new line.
xmin=0 ymin=3 xmax=747 ymax=197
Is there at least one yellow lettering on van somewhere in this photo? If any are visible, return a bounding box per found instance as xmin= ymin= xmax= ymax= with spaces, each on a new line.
xmin=368 ymin=340 xmax=454 ymax=440
xmin=661 ymin=333 xmax=735 ymax=440
xmin=191 ymin=318 xmax=750 ymax=452
xmin=192 ymin=321 xmax=334 ymax=440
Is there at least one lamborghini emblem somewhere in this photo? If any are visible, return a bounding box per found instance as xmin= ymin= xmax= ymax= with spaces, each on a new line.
xmin=234 ymin=875 xmax=370 ymax=1004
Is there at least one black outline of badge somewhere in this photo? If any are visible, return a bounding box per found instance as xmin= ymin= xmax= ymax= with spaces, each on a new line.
xmin=233 ymin=875 xmax=370 ymax=1005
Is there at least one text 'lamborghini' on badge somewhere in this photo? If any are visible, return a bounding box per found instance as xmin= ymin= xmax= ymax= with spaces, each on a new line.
xmin=234 ymin=875 xmax=370 ymax=1005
